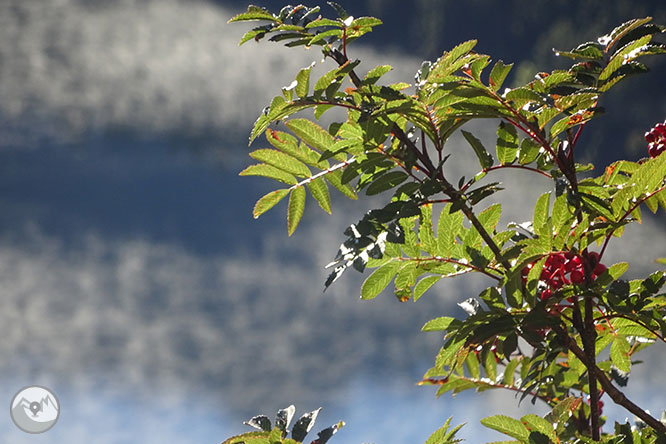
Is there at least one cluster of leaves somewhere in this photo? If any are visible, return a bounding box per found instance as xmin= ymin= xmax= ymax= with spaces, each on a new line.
xmin=222 ymin=405 xmax=344 ymax=444
xmin=229 ymin=4 xmax=666 ymax=443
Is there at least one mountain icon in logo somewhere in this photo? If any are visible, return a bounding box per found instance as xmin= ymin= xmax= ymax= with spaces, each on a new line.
xmin=10 ymin=386 xmax=60 ymax=433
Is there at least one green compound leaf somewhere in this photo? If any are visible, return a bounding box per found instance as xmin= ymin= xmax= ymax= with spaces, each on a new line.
xmin=496 ymin=121 xmax=519 ymax=165
xmin=518 ymin=138 xmax=541 ymax=165
xmin=422 ymin=316 xmax=456 ymax=332
xmin=414 ymin=275 xmax=442 ymax=301
xmin=295 ymin=64 xmax=314 ymax=98
xmin=361 ymin=260 xmax=401 ymax=300
xmin=365 ymin=171 xmax=408 ymax=195
xmin=287 ymin=186 xmax=306 ymax=236
xmin=240 ymin=164 xmax=298 ymax=185
xmin=533 ymin=192 xmax=551 ymax=239
xmin=610 ymin=336 xmax=632 ymax=373
xmin=480 ymin=415 xmax=530 ymax=441
xmin=227 ymin=5 xmax=276 ymax=24
xmin=489 ymin=60 xmax=513 ymax=92
xmin=306 ymin=177 xmax=332 ymax=214
xmin=253 ymin=189 xmax=290 ymax=219
xmin=221 ymin=431 xmax=270 ymax=444
xmin=462 ymin=130 xmax=494 ymax=170
xmin=286 ymin=119 xmax=336 ymax=153
xmin=520 ymin=414 xmax=557 ymax=443
xmin=424 ymin=417 xmax=465 ymax=444
xmin=363 ymin=65 xmax=393 ymax=85
xmin=250 ymin=149 xmax=312 ymax=177
xmin=437 ymin=204 xmax=464 ymax=258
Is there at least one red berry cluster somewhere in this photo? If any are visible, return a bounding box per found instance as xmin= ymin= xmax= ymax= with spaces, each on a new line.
xmin=522 ymin=252 xmax=607 ymax=300
xmin=645 ymin=120 xmax=666 ymax=158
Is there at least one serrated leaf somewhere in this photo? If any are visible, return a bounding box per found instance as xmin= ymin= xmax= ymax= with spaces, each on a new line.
xmin=610 ymin=336 xmax=631 ymax=373
xmin=484 ymin=349 xmax=497 ymax=382
xmin=228 ymin=5 xmax=276 ymax=23
xmin=240 ymin=164 xmax=298 ymax=185
xmin=287 ymin=187 xmax=306 ymax=235
xmin=489 ymin=60 xmax=512 ymax=92
xmin=437 ymin=204 xmax=464 ymax=257
xmin=465 ymin=352 xmax=481 ymax=380
xmin=496 ymin=121 xmax=519 ymax=165
xmin=422 ymin=316 xmax=456 ymax=332
xmin=414 ymin=275 xmax=442 ymax=301
xmin=295 ymin=65 xmax=313 ymax=98
xmin=504 ymin=87 xmax=543 ymax=107
xmin=366 ymin=171 xmax=408 ymax=195
xmin=480 ymin=415 xmax=530 ymax=441
xmin=533 ymin=192 xmax=551 ymax=239
xmin=462 ymin=130 xmax=494 ymax=169
xmin=361 ymin=260 xmax=401 ymax=300
xmin=251 ymin=99 xmax=311 ymax=144
xmin=599 ymin=34 xmax=652 ymax=82
xmin=518 ymin=139 xmax=541 ymax=165
xmin=520 ymin=414 xmax=557 ymax=443
xmin=307 ymin=177 xmax=332 ymax=213
xmin=253 ymin=189 xmax=290 ymax=218
xmin=419 ymin=204 xmax=437 ymax=255
xmin=503 ymin=358 xmax=520 ymax=387
xmin=250 ymin=149 xmax=312 ymax=177
xmin=221 ymin=431 xmax=270 ymax=444
xmin=286 ymin=119 xmax=336 ymax=153
xmin=364 ymin=65 xmax=392 ymax=85
xmin=424 ymin=417 xmax=465 ymax=444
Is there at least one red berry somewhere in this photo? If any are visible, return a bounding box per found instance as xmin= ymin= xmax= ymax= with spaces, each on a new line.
xmin=541 ymin=288 xmax=553 ymax=300
xmin=587 ymin=252 xmax=600 ymax=267
xmin=649 ymin=145 xmax=657 ymax=158
xmin=570 ymin=269 xmax=585 ymax=284
xmin=593 ymin=263 xmax=607 ymax=277
xmin=655 ymin=123 xmax=666 ymax=134
xmin=645 ymin=131 xmax=658 ymax=144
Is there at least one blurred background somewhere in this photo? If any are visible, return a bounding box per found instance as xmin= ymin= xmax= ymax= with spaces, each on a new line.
xmin=0 ymin=0 xmax=665 ymax=443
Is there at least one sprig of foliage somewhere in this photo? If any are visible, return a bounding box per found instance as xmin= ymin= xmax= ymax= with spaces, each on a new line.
xmin=228 ymin=3 xmax=666 ymax=443
xmin=222 ymin=405 xmax=344 ymax=444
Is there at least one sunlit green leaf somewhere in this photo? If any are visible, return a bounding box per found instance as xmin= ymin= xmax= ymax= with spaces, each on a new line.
xmin=250 ymin=149 xmax=312 ymax=177
xmin=307 ymin=177 xmax=332 ymax=213
xmin=414 ymin=275 xmax=442 ymax=301
xmin=422 ymin=316 xmax=456 ymax=332
xmin=286 ymin=119 xmax=336 ymax=152
xmin=295 ymin=64 xmax=313 ymax=98
xmin=610 ymin=336 xmax=631 ymax=373
xmin=489 ymin=60 xmax=512 ymax=92
xmin=228 ymin=5 xmax=276 ymax=23
xmin=361 ymin=260 xmax=401 ymax=300
xmin=437 ymin=204 xmax=464 ymax=257
xmin=253 ymin=189 xmax=290 ymax=219
xmin=287 ymin=186 xmax=306 ymax=235
xmin=239 ymin=164 xmax=298 ymax=185
xmin=496 ymin=121 xmax=519 ymax=165
xmin=480 ymin=415 xmax=530 ymax=441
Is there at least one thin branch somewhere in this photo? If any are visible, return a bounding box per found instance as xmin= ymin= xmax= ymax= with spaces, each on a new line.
xmin=399 ymin=256 xmax=503 ymax=281
xmin=483 ymin=164 xmax=553 ymax=179
xmin=555 ymin=325 xmax=666 ymax=434
xmin=419 ymin=374 xmax=554 ymax=405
